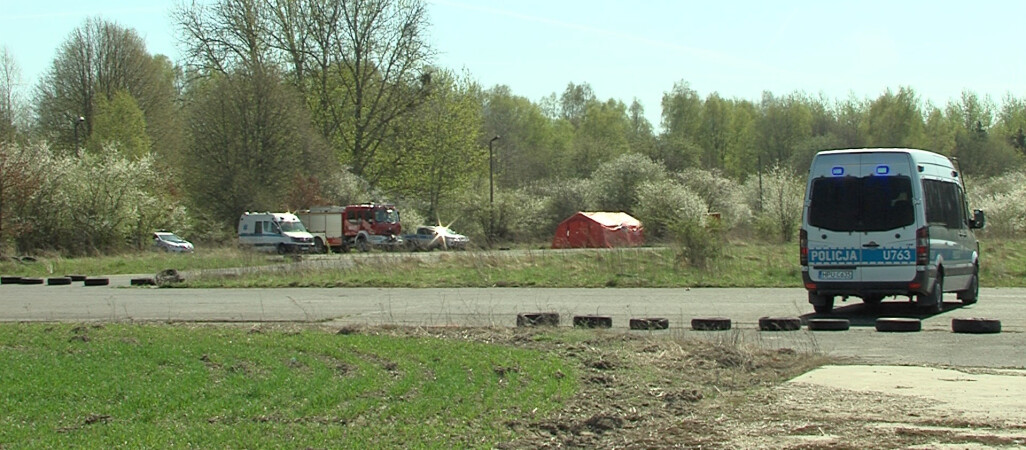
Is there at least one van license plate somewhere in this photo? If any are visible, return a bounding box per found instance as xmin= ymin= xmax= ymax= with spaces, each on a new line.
xmin=819 ymin=270 xmax=854 ymax=280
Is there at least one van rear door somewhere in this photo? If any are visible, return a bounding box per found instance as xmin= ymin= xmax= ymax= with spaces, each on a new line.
xmin=856 ymin=153 xmax=917 ymax=284
xmin=805 ymin=152 xmax=917 ymax=285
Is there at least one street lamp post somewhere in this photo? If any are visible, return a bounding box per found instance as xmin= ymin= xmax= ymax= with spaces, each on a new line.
xmin=73 ymin=116 xmax=85 ymax=157
xmin=488 ymin=135 xmax=500 ymax=240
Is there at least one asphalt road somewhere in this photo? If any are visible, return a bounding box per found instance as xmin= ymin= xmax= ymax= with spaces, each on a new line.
xmin=2 ymin=279 xmax=1023 ymax=368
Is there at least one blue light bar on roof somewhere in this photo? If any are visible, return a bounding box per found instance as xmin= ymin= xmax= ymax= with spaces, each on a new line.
xmin=876 ymin=165 xmax=890 ymax=175
xmin=831 ymin=167 xmax=844 ymax=176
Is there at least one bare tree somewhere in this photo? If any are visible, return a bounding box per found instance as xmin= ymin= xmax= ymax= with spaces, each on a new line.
xmin=0 ymin=46 xmax=26 ymax=143
xmin=177 ymin=0 xmax=435 ymax=183
xmin=34 ymin=18 xmax=181 ymax=158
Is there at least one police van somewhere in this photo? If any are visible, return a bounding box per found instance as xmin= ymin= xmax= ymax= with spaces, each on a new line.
xmin=237 ymin=212 xmax=315 ymax=254
xmin=800 ymin=148 xmax=985 ymax=314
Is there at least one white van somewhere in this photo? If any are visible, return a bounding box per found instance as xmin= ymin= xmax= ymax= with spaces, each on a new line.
xmin=800 ymin=148 xmax=985 ymax=314
xmin=237 ymin=212 xmax=315 ymax=254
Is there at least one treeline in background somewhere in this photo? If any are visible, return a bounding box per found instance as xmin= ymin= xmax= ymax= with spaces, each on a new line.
xmin=1 ymin=0 xmax=1025 ymax=256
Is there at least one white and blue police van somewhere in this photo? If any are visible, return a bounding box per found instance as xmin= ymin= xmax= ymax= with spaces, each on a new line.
xmin=800 ymin=148 xmax=985 ymax=314
xmin=238 ymin=212 xmax=315 ymax=254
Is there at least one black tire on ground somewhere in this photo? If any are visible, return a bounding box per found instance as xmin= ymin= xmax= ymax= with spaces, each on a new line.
xmin=951 ymin=317 xmax=1001 ymax=334
xmin=758 ymin=316 xmax=802 ymax=331
xmin=130 ymin=278 xmax=156 ymax=286
xmin=357 ymin=238 xmax=369 ymax=253
xmin=916 ymin=273 xmax=944 ymax=313
xmin=573 ymin=315 xmax=612 ymax=329
xmin=83 ymin=277 xmax=110 ymax=286
xmin=516 ymin=312 xmax=560 ymax=327
xmin=807 ymin=318 xmax=850 ymax=331
xmin=629 ymin=318 xmax=670 ymax=330
xmin=47 ymin=277 xmax=72 ymax=286
xmin=1 ymin=276 xmax=22 ymax=285
xmin=957 ymin=265 xmax=980 ymax=305
xmin=875 ymin=317 xmax=922 ymax=332
xmin=314 ymin=238 xmax=327 ymax=254
xmin=276 ymin=243 xmax=287 ymax=255
xmin=809 ymin=292 xmax=834 ymax=314
xmin=690 ymin=317 xmax=732 ymax=331
xmin=67 ymin=274 xmax=87 ymax=282
xmin=19 ymin=277 xmax=44 ymax=285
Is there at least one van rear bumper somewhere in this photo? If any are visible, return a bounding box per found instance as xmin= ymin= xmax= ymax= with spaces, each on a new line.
xmin=802 ymin=269 xmax=931 ymax=298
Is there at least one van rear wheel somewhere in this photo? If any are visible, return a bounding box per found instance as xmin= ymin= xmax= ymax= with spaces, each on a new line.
xmin=916 ymin=274 xmax=943 ymax=314
xmin=957 ymin=265 xmax=979 ymax=305
xmin=809 ymin=293 xmax=834 ymax=314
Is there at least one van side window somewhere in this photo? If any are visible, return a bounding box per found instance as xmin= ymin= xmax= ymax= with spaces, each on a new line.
xmin=254 ymin=221 xmax=262 ymax=234
xmin=923 ymin=180 xmax=966 ymax=229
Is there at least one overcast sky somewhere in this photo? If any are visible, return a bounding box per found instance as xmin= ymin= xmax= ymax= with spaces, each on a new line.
xmin=2 ymin=0 xmax=1023 ymax=128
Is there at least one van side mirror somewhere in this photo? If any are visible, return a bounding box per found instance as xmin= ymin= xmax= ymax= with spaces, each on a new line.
xmin=970 ymin=209 xmax=986 ymax=229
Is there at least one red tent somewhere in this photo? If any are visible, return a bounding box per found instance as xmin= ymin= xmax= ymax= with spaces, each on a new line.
xmin=551 ymin=212 xmax=644 ymax=249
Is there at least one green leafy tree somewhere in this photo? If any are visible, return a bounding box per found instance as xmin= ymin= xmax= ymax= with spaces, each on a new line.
xmin=626 ymin=98 xmax=656 ymax=156
xmin=559 ymin=82 xmax=596 ymax=129
xmin=697 ymin=93 xmax=731 ymax=170
xmin=658 ymin=81 xmax=703 ymax=171
xmin=757 ymin=92 xmax=813 ymax=168
xmin=569 ymin=99 xmax=631 ymax=177
xmin=480 ymin=85 xmax=568 ymax=187
xmin=383 ymin=71 xmax=482 ymax=220
xmin=865 ymin=87 xmax=925 ymax=148
xmin=86 ymin=91 xmax=151 ymax=159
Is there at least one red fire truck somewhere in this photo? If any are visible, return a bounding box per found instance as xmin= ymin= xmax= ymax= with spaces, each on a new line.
xmin=297 ymin=203 xmax=402 ymax=253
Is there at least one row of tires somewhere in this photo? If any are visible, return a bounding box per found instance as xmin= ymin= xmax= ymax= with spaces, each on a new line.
xmin=516 ymin=312 xmax=1002 ymax=334
xmin=1 ymin=275 xmax=109 ymax=286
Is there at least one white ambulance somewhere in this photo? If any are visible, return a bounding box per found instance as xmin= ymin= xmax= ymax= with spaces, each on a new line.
xmin=800 ymin=148 xmax=985 ymax=314
xmin=237 ymin=212 xmax=315 ymax=254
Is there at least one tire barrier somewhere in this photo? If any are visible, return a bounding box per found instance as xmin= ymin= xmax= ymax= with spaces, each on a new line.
xmin=628 ymin=317 xmax=669 ymax=330
xmin=46 ymin=277 xmax=72 ymax=286
xmin=83 ymin=277 xmax=110 ymax=287
xmin=67 ymin=274 xmax=87 ymax=282
xmin=875 ymin=317 xmax=921 ymax=332
xmin=573 ymin=315 xmax=612 ymax=329
xmin=690 ymin=317 xmax=732 ymax=331
xmin=758 ymin=316 xmax=802 ymax=331
xmin=1 ymin=276 xmax=22 ymax=285
xmin=130 ymin=278 xmax=157 ymax=286
xmin=18 ymin=277 xmax=44 ymax=285
xmin=951 ymin=317 xmax=1001 ymax=334
xmin=515 ymin=312 xmax=559 ymax=327
xmin=806 ymin=318 xmax=850 ymax=331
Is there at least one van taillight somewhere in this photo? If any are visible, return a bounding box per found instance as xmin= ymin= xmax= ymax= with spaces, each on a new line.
xmin=916 ymin=227 xmax=929 ymax=265
xmin=799 ymin=229 xmax=808 ymax=265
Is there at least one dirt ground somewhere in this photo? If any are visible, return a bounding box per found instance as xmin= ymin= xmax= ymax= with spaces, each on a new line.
xmin=349 ymin=325 xmax=1026 ymax=449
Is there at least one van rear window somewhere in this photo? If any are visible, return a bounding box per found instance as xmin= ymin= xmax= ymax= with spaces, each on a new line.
xmin=808 ymin=176 xmax=914 ymax=232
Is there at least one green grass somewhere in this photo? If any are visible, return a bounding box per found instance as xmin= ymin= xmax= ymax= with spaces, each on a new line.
xmin=182 ymin=242 xmax=803 ymax=288
xmin=4 ymin=238 xmax=1025 ymax=288
xmin=0 ymin=323 xmax=576 ymax=448
xmin=0 ymin=247 xmax=280 ymax=278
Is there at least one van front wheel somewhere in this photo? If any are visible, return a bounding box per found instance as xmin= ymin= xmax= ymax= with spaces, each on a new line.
xmin=809 ymin=293 xmax=834 ymax=314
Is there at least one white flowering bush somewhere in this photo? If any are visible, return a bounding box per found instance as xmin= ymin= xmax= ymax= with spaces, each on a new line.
xmin=676 ymin=168 xmax=752 ymax=229
xmin=588 ymin=153 xmax=669 ymax=213
xmin=743 ymin=165 xmax=805 ymax=242
xmin=4 ymin=143 xmax=188 ymax=254
xmin=968 ymin=172 xmax=1026 ymax=237
xmin=634 ymin=179 xmax=708 ymax=238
